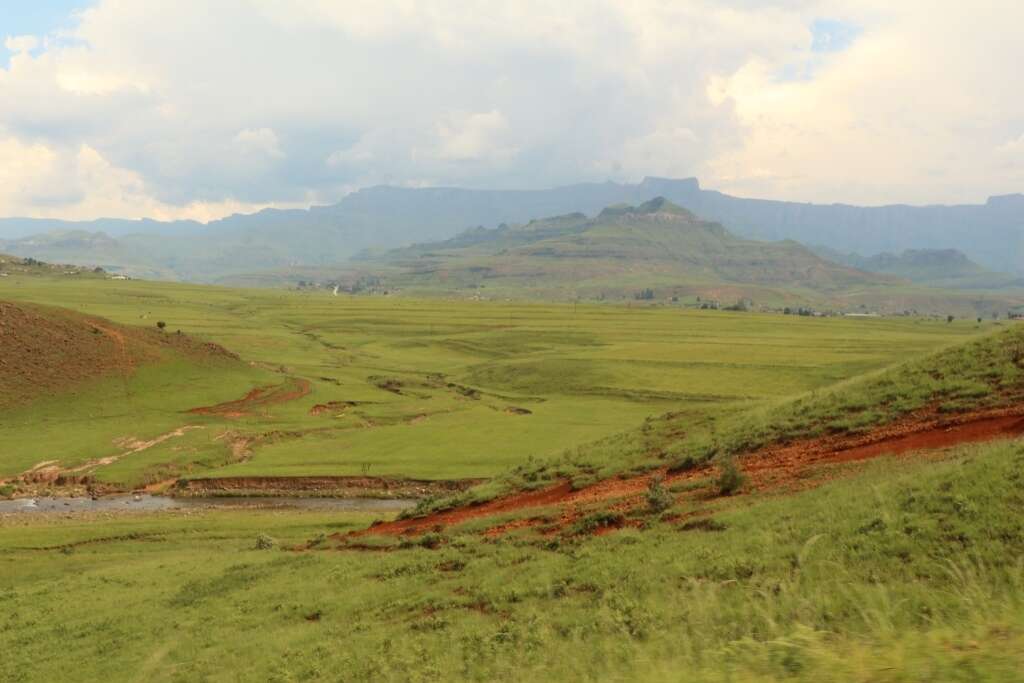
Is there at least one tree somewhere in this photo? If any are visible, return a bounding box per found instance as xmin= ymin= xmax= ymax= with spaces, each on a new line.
xmin=156 ymin=321 xmax=167 ymax=331
xmin=947 ymin=315 xmax=955 ymax=324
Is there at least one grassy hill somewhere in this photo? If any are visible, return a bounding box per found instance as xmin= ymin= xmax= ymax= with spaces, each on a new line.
xmin=0 ymin=300 xmax=279 ymax=484
xmin=0 ymin=301 xmax=241 ymax=409
xmin=328 ymin=199 xmax=1024 ymax=316
xmin=3 ymin=318 xmax=1024 ymax=681
xmin=346 ymin=198 xmax=887 ymax=303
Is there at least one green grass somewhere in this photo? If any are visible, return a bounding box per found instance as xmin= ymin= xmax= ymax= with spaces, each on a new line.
xmin=2 ymin=437 xmax=1023 ymax=681
xmin=0 ymin=274 xmax=985 ymax=488
xmin=3 ymin=273 xmax=1024 ymax=681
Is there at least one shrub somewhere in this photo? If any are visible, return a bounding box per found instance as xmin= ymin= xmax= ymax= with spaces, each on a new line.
xmin=667 ymin=453 xmax=700 ymax=474
xmin=679 ymin=517 xmax=728 ymax=532
xmin=715 ymin=458 xmax=746 ymax=496
xmin=397 ymin=533 xmax=447 ymax=550
xmin=156 ymin=321 xmax=167 ymax=331
xmin=254 ymin=533 xmax=276 ymax=550
xmin=0 ymin=484 xmax=15 ymax=499
xmin=570 ymin=511 xmax=624 ymax=535
xmin=645 ymin=476 xmax=673 ymax=513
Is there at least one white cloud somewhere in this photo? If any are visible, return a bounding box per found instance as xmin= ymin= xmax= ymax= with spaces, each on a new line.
xmin=431 ymin=110 xmax=517 ymax=163
xmin=0 ymin=0 xmax=1021 ymax=220
xmin=4 ymin=35 xmax=39 ymax=54
xmin=998 ymin=134 xmax=1024 ymax=158
xmin=233 ymin=128 xmax=285 ymax=159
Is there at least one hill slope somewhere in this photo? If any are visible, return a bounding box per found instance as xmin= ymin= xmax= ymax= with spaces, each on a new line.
xmin=387 ymin=322 xmax=1024 ymax=520
xmin=0 ymin=301 xmax=282 ymax=484
xmin=0 ymin=301 xmax=237 ymax=409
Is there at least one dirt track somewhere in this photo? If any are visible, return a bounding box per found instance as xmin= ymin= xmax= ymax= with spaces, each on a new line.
xmin=347 ymin=406 xmax=1024 ymax=539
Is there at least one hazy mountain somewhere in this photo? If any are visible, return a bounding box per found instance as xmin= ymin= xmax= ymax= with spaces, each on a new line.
xmin=1 ymin=177 xmax=1021 ymax=281
xmin=811 ymin=246 xmax=1024 ymax=289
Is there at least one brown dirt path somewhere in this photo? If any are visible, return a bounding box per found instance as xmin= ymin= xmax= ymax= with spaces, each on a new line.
xmin=346 ymin=406 xmax=1024 ymax=539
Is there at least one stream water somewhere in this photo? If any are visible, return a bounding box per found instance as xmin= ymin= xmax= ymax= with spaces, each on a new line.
xmin=0 ymin=494 xmax=416 ymax=515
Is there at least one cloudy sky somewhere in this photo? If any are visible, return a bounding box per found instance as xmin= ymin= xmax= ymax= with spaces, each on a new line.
xmin=1 ymin=0 xmax=1021 ymax=221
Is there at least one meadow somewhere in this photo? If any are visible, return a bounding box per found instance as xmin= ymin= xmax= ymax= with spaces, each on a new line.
xmin=0 ymin=273 xmax=984 ymax=489
xmin=3 ymin=274 xmax=1024 ymax=682
xmin=2 ymin=438 xmax=1022 ymax=681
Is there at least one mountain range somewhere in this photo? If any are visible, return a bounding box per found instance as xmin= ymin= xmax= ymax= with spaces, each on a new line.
xmin=0 ymin=177 xmax=1021 ymax=283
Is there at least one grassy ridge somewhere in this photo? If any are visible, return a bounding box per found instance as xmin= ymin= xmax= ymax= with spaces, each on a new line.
xmin=2 ymin=438 xmax=1022 ymax=681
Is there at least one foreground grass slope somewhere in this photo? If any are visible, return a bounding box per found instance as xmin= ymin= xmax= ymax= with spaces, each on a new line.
xmin=0 ymin=273 xmax=981 ymax=489
xmin=2 ymin=438 xmax=1022 ymax=681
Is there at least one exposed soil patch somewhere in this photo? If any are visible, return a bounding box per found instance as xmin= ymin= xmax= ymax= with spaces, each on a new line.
xmin=740 ymin=407 xmax=1024 ymax=493
xmin=188 ymin=378 xmax=311 ymax=418
xmin=345 ymin=406 xmax=1024 ymax=541
xmin=309 ymin=400 xmax=359 ymax=416
xmin=176 ymin=475 xmax=485 ymax=498
xmin=504 ymin=406 xmax=532 ymax=415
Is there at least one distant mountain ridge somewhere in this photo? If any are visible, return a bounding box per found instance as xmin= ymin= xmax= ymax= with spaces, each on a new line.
xmin=811 ymin=246 xmax=1024 ymax=289
xmin=0 ymin=177 xmax=1021 ymax=281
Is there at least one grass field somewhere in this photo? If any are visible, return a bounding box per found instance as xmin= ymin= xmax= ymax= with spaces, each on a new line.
xmin=0 ymin=273 xmax=985 ymax=488
xmin=4 ymin=273 xmax=1024 ymax=682
xmin=2 ymin=438 xmax=1023 ymax=681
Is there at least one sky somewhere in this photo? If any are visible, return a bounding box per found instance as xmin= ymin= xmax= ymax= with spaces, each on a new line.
xmin=0 ymin=0 xmax=1022 ymax=222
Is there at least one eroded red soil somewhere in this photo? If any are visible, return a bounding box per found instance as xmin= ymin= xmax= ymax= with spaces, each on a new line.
xmin=346 ymin=406 xmax=1024 ymax=540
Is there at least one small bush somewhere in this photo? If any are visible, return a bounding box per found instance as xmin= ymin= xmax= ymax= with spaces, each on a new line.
xmin=645 ymin=476 xmax=673 ymax=513
xmin=419 ymin=533 xmax=443 ymax=549
xmin=254 ymin=533 xmax=276 ymax=550
xmin=667 ymin=454 xmax=701 ymax=474
xmin=156 ymin=321 xmax=167 ymax=331
xmin=406 ymin=533 xmax=444 ymax=549
xmin=0 ymin=484 xmax=15 ymax=499
xmin=715 ymin=458 xmax=746 ymax=496
xmin=679 ymin=517 xmax=728 ymax=532
xmin=570 ymin=511 xmax=624 ymax=535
